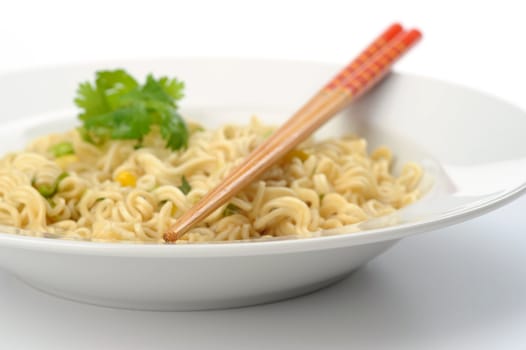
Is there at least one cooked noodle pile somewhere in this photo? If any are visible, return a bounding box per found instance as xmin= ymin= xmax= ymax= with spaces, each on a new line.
xmin=0 ymin=117 xmax=422 ymax=243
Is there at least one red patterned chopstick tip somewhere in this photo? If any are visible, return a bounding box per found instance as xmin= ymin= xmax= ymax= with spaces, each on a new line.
xmin=343 ymin=28 xmax=422 ymax=95
xmin=384 ymin=23 xmax=404 ymax=40
xmin=402 ymin=28 xmax=422 ymax=45
xmin=326 ymin=23 xmax=404 ymax=90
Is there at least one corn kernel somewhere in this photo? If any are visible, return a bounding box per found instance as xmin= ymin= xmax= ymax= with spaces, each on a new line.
xmin=115 ymin=171 xmax=137 ymax=187
xmin=55 ymin=155 xmax=78 ymax=170
xmin=283 ymin=149 xmax=309 ymax=163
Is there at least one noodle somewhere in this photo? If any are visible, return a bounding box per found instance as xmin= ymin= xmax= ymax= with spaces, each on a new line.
xmin=0 ymin=117 xmax=422 ymax=243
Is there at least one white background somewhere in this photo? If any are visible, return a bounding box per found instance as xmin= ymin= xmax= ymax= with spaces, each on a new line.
xmin=1 ymin=0 xmax=525 ymax=349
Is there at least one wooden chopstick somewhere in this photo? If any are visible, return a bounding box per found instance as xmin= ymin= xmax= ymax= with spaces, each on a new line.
xmin=164 ymin=25 xmax=422 ymax=242
xmin=248 ymin=23 xmax=403 ymax=157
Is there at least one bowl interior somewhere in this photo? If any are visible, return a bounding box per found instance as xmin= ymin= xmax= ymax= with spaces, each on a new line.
xmin=0 ymin=59 xmax=525 ymax=250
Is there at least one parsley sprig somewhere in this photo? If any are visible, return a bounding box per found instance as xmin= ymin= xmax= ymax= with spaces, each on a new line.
xmin=75 ymin=69 xmax=188 ymax=150
xmin=178 ymin=176 xmax=192 ymax=195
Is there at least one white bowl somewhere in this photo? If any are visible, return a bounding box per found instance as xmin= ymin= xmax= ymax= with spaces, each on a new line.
xmin=0 ymin=59 xmax=525 ymax=310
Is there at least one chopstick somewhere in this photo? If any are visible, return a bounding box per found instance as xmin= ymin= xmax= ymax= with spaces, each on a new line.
xmin=278 ymin=23 xmax=404 ymax=133
xmin=164 ymin=24 xmax=422 ymax=242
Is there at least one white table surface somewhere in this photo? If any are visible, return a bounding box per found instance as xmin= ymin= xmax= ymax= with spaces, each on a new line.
xmin=1 ymin=0 xmax=525 ymax=349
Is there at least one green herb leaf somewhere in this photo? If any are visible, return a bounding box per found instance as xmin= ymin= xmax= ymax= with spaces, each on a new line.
xmin=75 ymin=69 xmax=187 ymax=150
xmin=158 ymin=76 xmax=185 ymax=102
xmin=75 ymin=82 xmax=109 ymax=121
xmin=48 ymin=141 xmax=75 ymax=157
xmin=83 ymin=105 xmax=151 ymax=141
xmin=223 ymin=203 xmax=240 ymax=217
xmin=160 ymin=109 xmax=189 ymax=150
xmin=178 ymin=176 xmax=191 ymax=195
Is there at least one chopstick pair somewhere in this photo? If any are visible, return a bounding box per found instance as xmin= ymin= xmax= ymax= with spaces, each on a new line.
xmin=164 ymin=23 xmax=422 ymax=242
